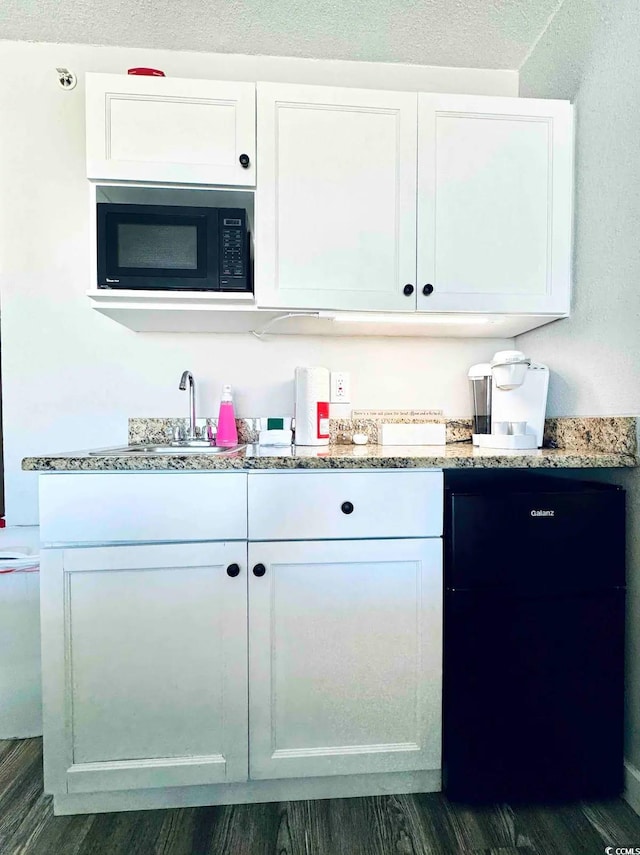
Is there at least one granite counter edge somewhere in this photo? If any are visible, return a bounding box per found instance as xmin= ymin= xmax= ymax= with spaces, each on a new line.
xmin=21 ymin=452 xmax=639 ymax=472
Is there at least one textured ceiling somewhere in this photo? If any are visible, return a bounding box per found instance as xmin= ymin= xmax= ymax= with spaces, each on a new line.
xmin=1 ymin=0 xmax=564 ymax=69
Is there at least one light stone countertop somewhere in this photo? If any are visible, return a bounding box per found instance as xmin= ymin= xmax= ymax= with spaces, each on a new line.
xmin=21 ymin=442 xmax=638 ymax=472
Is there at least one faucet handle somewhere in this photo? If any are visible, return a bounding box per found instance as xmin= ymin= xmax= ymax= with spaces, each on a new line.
xmin=173 ymin=423 xmax=186 ymax=442
xmin=194 ymin=421 xmax=215 ymax=443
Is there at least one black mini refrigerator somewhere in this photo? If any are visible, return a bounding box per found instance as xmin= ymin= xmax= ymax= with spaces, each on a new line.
xmin=443 ymin=471 xmax=625 ymax=803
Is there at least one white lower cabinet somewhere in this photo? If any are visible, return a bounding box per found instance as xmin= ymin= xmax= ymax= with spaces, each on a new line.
xmin=41 ymin=541 xmax=248 ymax=794
xmin=248 ymin=538 xmax=443 ymax=779
xmin=39 ymin=470 xmax=444 ymax=809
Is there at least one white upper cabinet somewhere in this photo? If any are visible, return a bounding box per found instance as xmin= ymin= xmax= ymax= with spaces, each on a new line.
xmin=83 ymin=71 xmax=574 ymax=334
xmin=417 ymin=94 xmax=573 ymax=314
xmin=85 ymin=73 xmax=256 ymax=186
xmin=256 ymin=83 xmax=418 ymax=311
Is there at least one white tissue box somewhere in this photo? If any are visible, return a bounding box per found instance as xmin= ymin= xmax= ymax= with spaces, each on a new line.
xmin=379 ymin=423 xmax=446 ymax=446
xmin=258 ymin=429 xmax=293 ymax=447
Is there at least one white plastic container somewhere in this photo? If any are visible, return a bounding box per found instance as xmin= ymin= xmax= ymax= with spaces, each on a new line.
xmin=0 ymin=535 xmax=42 ymax=738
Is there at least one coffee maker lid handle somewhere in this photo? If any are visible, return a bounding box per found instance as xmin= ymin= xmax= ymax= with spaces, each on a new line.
xmin=468 ymin=363 xmax=492 ymax=379
xmin=491 ymin=349 xmax=531 ymax=369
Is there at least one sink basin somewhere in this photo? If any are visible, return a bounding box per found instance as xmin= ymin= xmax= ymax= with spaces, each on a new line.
xmin=89 ymin=443 xmax=247 ymax=456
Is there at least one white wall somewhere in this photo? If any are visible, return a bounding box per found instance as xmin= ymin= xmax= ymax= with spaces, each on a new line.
xmin=0 ymin=40 xmax=516 ymax=526
xmin=518 ymin=0 xmax=640 ymax=775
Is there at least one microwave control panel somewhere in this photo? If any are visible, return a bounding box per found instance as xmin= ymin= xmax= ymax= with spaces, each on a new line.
xmin=219 ymin=211 xmax=249 ymax=291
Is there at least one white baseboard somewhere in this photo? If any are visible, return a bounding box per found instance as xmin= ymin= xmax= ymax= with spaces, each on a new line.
xmin=53 ymin=768 xmax=441 ymax=816
xmin=624 ymin=761 xmax=640 ymax=816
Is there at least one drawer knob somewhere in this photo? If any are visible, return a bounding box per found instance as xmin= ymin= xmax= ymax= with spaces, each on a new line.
xmin=226 ymin=563 xmax=240 ymax=578
xmin=341 ymin=501 xmax=354 ymax=515
xmin=239 ymin=153 xmax=250 ymax=168
xmin=253 ymin=563 xmax=266 ymax=577
xmin=422 ymin=283 xmax=434 ymax=296
xmin=403 ymin=284 xmax=414 ymax=296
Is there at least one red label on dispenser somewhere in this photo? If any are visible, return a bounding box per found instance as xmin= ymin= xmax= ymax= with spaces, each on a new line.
xmin=317 ymin=402 xmax=330 ymax=438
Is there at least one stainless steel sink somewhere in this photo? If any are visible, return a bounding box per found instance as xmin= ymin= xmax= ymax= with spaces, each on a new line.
xmin=89 ymin=443 xmax=247 ymax=456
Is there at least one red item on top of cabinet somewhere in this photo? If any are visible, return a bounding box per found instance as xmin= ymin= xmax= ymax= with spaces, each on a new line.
xmin=127 ymin=67 xmax=166 ymax=77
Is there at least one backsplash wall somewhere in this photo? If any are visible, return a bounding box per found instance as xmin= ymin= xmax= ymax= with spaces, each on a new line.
xmin=0 ymin=40 xmax=515 ymax=525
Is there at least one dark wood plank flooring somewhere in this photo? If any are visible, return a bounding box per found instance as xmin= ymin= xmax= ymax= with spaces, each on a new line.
xmin=2 ymin=738 xmax=640 ymax=855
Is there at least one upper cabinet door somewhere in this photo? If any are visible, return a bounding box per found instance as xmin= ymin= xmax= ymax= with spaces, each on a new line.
xmin=86 ymin=73 xmax=256 ymax=186
xmin=256 ymin=83 xmax=418 ymax=311
xmin=417 ymin=94 xmax=573 ymax=314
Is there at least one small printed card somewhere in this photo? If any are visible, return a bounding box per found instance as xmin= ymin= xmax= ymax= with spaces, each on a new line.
xmin=351 ymin=409 xmax=444 ymax=421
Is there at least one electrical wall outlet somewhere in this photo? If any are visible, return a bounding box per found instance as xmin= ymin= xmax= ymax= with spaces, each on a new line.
xmin=330 ymin=371 xmax=351 ymax=403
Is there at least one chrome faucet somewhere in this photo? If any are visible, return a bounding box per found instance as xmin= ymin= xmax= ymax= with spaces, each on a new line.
xmin=178 ymin=370 xmax=197 ymax=440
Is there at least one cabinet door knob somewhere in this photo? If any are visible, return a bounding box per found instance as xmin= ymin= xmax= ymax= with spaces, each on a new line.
xmin=226 ymin=563 xmax=240 ymax=577
xmin=403 ymin=284 xmax=414 ymax=296
xmin=253 ymin=563 xmax=266 ymax=577
xmin=341 ymin=501 xmax=354 ymax=515
xmin=239 ymin=153 xmax=250 ymax=168
xmin=422 ymin=283 xmax=434 ymax=296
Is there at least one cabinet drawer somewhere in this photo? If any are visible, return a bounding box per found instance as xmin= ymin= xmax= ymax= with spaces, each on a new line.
xmin=40 ymin=473 xmax=247 ymax=544
xmin=248 ymin=471 xmax=442 ymax=540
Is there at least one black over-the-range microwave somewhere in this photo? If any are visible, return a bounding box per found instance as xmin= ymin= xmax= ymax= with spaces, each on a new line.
xmin=97 ymin=204 xmax=251 ymax=292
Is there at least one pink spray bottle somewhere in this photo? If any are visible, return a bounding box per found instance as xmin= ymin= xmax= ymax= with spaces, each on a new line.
xmin=216 ymin=385 xmax=238 ymax=446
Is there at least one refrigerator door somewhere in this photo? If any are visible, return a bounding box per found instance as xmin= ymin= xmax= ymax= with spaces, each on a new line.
xmin=443 ymin=587 xmax=625 ymax=802
xmin=447 ymin=488 xmax=625 ymax=592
